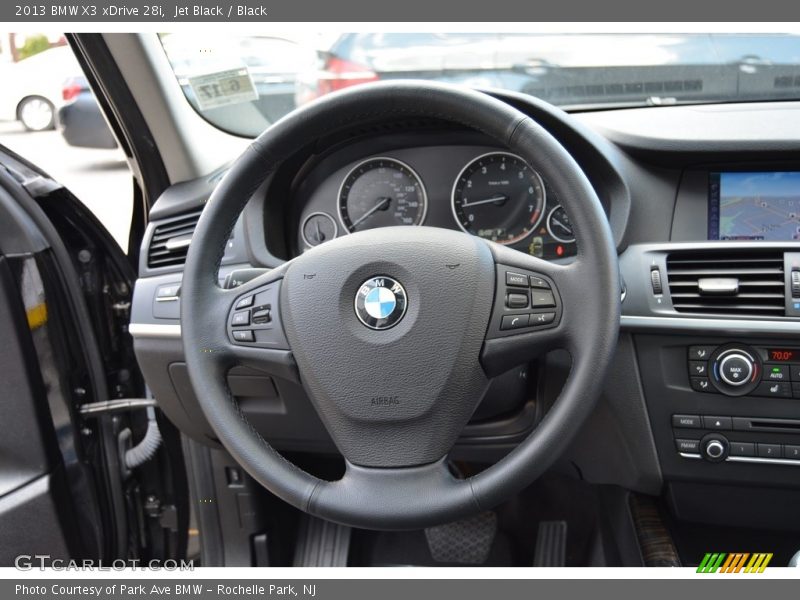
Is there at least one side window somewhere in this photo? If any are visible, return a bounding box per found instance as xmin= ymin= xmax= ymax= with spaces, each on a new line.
xmin=0 ymin=32 xmax=132 ymax=249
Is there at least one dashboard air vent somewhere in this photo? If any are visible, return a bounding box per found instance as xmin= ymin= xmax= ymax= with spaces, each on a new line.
xmin=147 ymin=210 xmax=202 ymax=269
xmin=666 ymin=250 xmax=785 ymax=317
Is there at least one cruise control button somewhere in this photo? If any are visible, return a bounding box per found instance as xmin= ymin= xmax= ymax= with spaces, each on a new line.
xmin=690 ymin=377 xmax=712 ymax=393
xmin=529 ymin=275 xmax=550 ymax=289
xmin=675 ymin=439 xmax=700 ymax=453
xmin=531 ymin=290 xmax=556 ymax=308
xmin=506 ymin=272 xmax=528 ymax=287
xmin=758 ymin=443 xmax=782 ymax=458
xmin=236 ymin=295 xmax=254 ymax=309
xmin=501 ymin=314 xmax=528 ymax=330
xmin=506 ymin=293 xmax=529 ymax=309
xmin=689 ymin=361 xmax=708 ymax=377
xmin=529 ymin=312 xmax=555 ymax=327
xmin=763 ymin=364 xmax=789 ymax=381
xmin=755 ymin=381 xmax=792 ymax=398
xmin=729 ymin=441 xmax=755 ymax=457
xmin=702 ymin=415 xmax=732 ymax=430
xmin=784 ymin=445 xmax=800 ymax=459
xmin=672 ymin=414 xmax=701 ymax=429
xmin=252 ymin=306 xmax=272 ymax=324
xmin=231 ymin=310 xmax=250 ymax=326
xmin=232 ymin=330 xmax=255 ymax=342
xmin=688 ymin=345 xmax=714 ymax=361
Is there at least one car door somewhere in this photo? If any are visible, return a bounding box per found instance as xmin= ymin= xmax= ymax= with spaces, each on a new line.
xmin=0 ymin=145 xmax=187 ymax=566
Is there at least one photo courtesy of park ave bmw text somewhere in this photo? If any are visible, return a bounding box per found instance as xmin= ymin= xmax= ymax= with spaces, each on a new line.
xmin=2 ymin=0 xmax=800 ymax=596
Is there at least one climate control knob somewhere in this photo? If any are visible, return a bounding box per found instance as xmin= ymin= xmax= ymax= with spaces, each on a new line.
xmin=718 ymin=352 xmax=754 ymax=386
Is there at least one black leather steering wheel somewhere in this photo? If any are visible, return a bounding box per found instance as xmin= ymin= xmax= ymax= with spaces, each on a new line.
xmin=181 ymin=81 xmax=620 ymax=530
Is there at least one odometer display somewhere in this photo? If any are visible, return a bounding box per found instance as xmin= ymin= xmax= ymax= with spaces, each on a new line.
xmin=338 ymin=157 xmax=427 ymax=233
xmin=451 ymin=152 xmax=545 ymax=245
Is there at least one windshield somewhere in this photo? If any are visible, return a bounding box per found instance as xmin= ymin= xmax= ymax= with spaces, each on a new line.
xmin=159 ymin=32 xmax=800 ymax=138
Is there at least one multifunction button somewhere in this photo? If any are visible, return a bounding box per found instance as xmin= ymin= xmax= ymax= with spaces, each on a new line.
xmin=489 ymin=266 xmax=561 ymax=338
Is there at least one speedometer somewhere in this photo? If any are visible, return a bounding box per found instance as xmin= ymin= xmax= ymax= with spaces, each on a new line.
xmin=338 ymin=157 xmax=427 ymax=233
xmin=451 ymin=152 xmax=545 ymax=245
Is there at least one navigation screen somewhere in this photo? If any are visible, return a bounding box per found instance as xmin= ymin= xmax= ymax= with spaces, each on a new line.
xmin=709 ymin=171 xmax=800 ymax=240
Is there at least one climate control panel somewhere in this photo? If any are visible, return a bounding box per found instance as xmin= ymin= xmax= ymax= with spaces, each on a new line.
xmin=688 ymin=343 xmax=800 ymax=399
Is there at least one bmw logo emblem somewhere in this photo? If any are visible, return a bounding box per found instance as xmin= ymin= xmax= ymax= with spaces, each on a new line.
xmin=355 ymin=276 xmax=407 ymax=330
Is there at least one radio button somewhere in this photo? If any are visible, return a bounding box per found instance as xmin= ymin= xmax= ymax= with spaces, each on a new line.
xmin=784 ymin=445 xmax=800 ymax=459
xmin=672 ymin=414 xmax=701 ymax=429
xmin=729 ymin=441 xmax=755 ymax=457
xmin=702 ymin=416 xmax=732 ymax=430
xmin=675 ymin=439 xmax=700 ymax=453
xmin=757 ymin=443 xmax=782 ymax=459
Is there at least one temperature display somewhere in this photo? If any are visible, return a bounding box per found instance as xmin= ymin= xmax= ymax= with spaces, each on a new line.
xmin=768 ymin=349 xmax=796 ymax=362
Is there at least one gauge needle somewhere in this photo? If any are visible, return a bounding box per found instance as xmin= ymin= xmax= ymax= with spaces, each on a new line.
xmin=314 ymin=219 xmax=325 ymax=242
xmin=461 ymin=194 xmax=508 ymax=208
xmin=551 ymin=218 xmax=570 ymax=232
xmin=350 ymin=197 xmax=391 ymax=229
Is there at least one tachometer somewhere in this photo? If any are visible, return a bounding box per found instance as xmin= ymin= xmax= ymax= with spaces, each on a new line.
xmin=451 ymin=152 xmax=545 ymax=245
xmin=338 ymin=157 xmax=427 ymax=233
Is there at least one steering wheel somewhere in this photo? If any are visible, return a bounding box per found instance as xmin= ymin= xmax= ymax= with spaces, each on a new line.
xmin=181 ymin=81 xmax=619 ymax=530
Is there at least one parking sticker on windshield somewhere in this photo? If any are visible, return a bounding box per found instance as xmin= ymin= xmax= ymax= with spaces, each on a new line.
xmin=187 ymin=68 xmax=258 ymax=110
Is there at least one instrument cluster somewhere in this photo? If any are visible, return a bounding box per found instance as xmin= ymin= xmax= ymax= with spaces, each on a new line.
xmin=296 ymin=145 xmax=578 ymax=260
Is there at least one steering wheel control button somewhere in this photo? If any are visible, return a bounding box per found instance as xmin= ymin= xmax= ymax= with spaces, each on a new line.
xmin=672 ymin=414 xmax=702 ymax=429
xmin=529 ymin=312 xmax=556 ymax=326
xmin=501 ymin=314 xmax=529 ymax=330
xmin=689 ymin=361 xmax=708 ymax=377
xmin=719 ymin=353 xmax=753 ymax=386
xmin=675 ymin=439 xmax=700 ymax=453
xmin=231 ymin=310 xmax=251 ymax=327
xmin=529 ymin=275 xmax=550 ymax=289
xmin=702 ymin=416 xmax=732 ymax=430
xmin=506 ymin=293 xmax=529 ymax=309
xmin=235 ymin=295 xmax=254 ymax=309
xmin=730 ymin=441 xmax=756 ymax=457
xmin=354 ymin=276 xmax=407 ymax=330
xmin=232 ymin=330 xmax=255 ymax=343
xmin=506 ymin=271 xmax=528 ymax=287
xmin=252 ymin=306 xmax=272 ymax=324
xmin=690 ymin=377 xmax=712 ymax=393
xmin=758 ymin=443 xmax=782 ymax=459
xmin=531 ymin=290 xmax=556 ymax=308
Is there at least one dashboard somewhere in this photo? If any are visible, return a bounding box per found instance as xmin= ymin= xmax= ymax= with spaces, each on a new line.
xmin=130 ymin=92 xmax=800 ymax=535
xmin=294 ymin=144 xmax=578 ymax=261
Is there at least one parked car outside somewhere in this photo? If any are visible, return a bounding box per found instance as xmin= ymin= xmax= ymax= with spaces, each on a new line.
xmin=0 ymin=45 xmax=82 ymax=131
xmin=57 ymin=75 xmax=117 ymax=149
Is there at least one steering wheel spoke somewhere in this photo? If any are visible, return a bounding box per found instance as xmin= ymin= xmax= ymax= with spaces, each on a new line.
xmin=480 ymin=243 xmax=581 ymax=377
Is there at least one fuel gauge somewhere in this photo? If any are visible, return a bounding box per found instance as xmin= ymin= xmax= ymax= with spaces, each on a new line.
xmin=301 ymin=212 xmax=338 ymax=247
xmin=546 ymin=205 xmax=575 ymax=244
